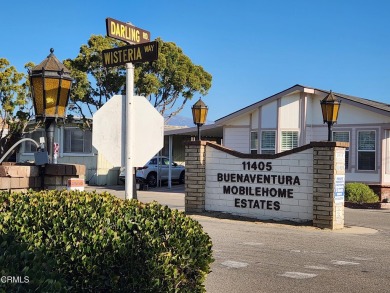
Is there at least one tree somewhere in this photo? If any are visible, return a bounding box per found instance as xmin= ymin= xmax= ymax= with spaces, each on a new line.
xmin=65 ymin=35 xmax=212 ymax=128
xmin=134 ymin=38 xmax=212 ymax=119
xmin=63 ymin=35 xmax=126 ymax=129
xmin=0 ymin=59 xmax=32 ymax=161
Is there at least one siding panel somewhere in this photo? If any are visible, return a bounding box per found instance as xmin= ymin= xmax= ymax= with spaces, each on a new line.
xmin=224 ymin=127 xmax=250 ymax=153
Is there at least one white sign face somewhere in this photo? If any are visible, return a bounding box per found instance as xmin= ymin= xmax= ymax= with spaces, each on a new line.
xmin=132 ymin=96 xmax=164 ymax=166
xmin=205 ymin=147 xmax=314 ymax=223
xmin=92 ymin=95 xmax=164 ymax=167
xmin=334 ymin=175 xmax=345 ymax=204
xmin=93 ymin=95 xmax=125 ymax=167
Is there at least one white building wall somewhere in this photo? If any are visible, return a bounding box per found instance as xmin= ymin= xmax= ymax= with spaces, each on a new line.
xmin=261 ymin=101 xmax=277 ymax=128
xmin=305 ymin=126 xmax=328 ymax=143
xmin=251 ymin=110 xmax=259 ymax=128
xmin=217 ymin=89 xmax=390 ymax=187
xmin=307 ymin=94 xmax=390 ymax=125
xmin=205 ymin=146 xmax=313 ymax=222
xmin=338 ymin=103 xmax=390 ymax=124
xmin=223 ymin=127 xmax=250 ymax=153
xmin=280 ymin=93 xmax=300 ymax=129
xmin=306 ymin=95 xmax=324 ymax=125
xmin=226 ymin=115 xmax=250 ymax=126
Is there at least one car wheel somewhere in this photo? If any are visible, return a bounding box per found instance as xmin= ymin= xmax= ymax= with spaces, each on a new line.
xmin=179 ymin=171 xmax=185 ymax=184
xmin=146 ymin=172 xmax=157 ymax=187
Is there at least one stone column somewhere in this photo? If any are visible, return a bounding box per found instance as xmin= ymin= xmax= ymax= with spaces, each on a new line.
xmin=312 ymin=142 xmax=348 ymax=230
xmin=184 ymin=141 xmax=207 ymax=213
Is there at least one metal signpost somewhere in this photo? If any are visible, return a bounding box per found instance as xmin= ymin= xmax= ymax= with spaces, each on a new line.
xmin=104 ymin=17 xmax=159 ymax=200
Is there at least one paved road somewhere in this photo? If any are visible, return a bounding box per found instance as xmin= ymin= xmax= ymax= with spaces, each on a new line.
xmin=200 ymin=210 xmax=390 ymax=293
xmin=86 ymin=185 xmax=390 ymax=293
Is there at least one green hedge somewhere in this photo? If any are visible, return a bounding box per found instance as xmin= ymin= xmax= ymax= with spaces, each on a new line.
xmin=345 ymin=183 xmax=379 ymax=203
xmin=0 ymin=232 xmax=68 ymax=292
xmin=0 ymin=190 xmax=213 ymax=292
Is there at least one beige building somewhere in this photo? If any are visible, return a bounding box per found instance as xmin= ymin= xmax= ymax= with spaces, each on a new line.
xmin=167 ymin=84 xmax=390 ymax=200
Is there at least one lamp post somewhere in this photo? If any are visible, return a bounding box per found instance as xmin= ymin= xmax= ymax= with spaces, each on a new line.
xmin=191 ymin=98 xmax=208 ymax=141
xmin=320 ymin=90 xmax=341 ymax=141
xmin=29 ymin=49 xmax=73 ymax=163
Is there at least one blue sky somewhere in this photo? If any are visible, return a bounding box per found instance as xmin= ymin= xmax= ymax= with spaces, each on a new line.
xmin=2 ymin=0 xmax=390 ymax=122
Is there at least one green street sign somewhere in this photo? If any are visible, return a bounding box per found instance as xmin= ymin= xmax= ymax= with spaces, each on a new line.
xmin=102 ymin=41 xmax=158 ymax=67
xmin=106 ymin=17 xmax=151 ymax=44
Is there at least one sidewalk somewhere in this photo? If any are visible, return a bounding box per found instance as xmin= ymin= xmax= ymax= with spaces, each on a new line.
xmin=84 ymin=184 xmax=377 ymax=234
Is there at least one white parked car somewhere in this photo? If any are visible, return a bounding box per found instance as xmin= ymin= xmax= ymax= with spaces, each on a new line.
xmin=119 ymin=156 xmax=185 ymax=187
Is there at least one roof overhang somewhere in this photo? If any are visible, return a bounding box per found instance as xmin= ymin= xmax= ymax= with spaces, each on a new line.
xmin=215 ymin=84 xmax=306 ymax=124
xmin=164 ymin=123 xmax=223 ymax=138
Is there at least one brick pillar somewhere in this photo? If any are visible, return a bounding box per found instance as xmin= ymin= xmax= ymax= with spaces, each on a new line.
xmin=184 ymin=141 xmax=207 ymax=213
xmin=312 ymin=142 xmax=348 ymax=230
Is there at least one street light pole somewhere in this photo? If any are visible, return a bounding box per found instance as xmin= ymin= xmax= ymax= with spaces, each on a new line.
xmin=45 ymin=120 xmax=55 ymax=163
xmin=29 ymin=48 xmax=73 ymax=163
xmin=327 ymin=122 xmax=332 ymax=142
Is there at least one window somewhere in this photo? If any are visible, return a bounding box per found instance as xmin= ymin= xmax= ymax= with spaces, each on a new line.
xmin=161 ymin=157 xmax=170 ymax=166
xmin=333 ymin=131 xmax=350 ymax=169
xmin=358 ymin=130 xmax=376 ymax=171
xmin=23 ymin=130 xmax=45 ymax=153
xmin=63 ymin=128 xmax=92 ymax=153
xmin=281 ymin=131 xmax=298 ymax=151
xmin=261 ymin=131 xmax=276 ymax=154
xmin=250 ymin=131 xmax=258 ymax=154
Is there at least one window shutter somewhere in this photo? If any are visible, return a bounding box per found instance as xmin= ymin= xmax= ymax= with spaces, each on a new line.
xmin=281 ymin=131 xmax=298 ymax=151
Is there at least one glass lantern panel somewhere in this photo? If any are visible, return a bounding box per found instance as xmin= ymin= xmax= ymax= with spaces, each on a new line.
xmin=331 ymin=103 xmax=340 ymax=121
xmin=44 ymin=78 xmax=60 ymax=116
xmin=32 ymin=77 xmax=44 ymax=116
xmin=200 ymin=108 xmax=208 ymax=124
xmin=58 ymin=79 xmax=71 ymax=118
xmin=192 ymin=108 xmax=200 ymax=124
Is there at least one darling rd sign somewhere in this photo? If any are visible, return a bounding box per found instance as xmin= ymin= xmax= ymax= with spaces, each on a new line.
xmin=106 ymin=17 xmax=150 ymax=44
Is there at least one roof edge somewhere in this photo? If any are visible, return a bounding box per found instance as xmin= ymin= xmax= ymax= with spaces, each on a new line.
xmin=215 ymin=84 xmax=305 ymax=124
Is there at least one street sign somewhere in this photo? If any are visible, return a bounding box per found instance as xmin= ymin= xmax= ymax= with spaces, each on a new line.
xmin=106 ymin=17 xmax=150 ymax=44
xmin=102 ymin=41 xmax=158 ymax=67
xmin=104 ymin=18 xmax=158 ymax=199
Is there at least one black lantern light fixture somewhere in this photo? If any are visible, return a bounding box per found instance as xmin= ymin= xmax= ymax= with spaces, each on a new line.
xmin=191 ymin=98 xmax=208 ymax=141
xmin=320 ymin=90 xmax=341 ymax=141
xmin=29 ymin=48 xmax=73 ymax=163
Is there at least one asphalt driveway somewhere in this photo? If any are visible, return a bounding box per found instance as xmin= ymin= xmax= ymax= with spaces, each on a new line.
xmin=85 ymin=184 xmax=390 ymax=292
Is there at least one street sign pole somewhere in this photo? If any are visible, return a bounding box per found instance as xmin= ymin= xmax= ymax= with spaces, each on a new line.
xmin=104 ymin=18 xmax=159 ymax=200
xmin=125 ymin=63 xmax=135 ymax=200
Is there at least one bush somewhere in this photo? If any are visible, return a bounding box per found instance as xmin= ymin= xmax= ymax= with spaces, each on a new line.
xmin=0 ymin=190 xmax=213 ymax=292
xmin=0 ymin=233 xmax=68 ymax=292
xmin=345 ymin=183 xmax=379 ymax=203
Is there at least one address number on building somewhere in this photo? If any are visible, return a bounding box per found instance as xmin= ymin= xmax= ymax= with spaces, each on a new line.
xmin=242 ymin=161 xmax=272 ymax=171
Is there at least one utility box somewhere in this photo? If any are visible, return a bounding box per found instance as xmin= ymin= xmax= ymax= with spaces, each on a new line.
xmin=34 ymin=151 xmax=49 ymax=165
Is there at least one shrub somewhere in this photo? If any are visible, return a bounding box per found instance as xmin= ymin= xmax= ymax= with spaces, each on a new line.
xmin=345 ymin=183 xmax=379 ymax=203
xmin=0 ymin=233 xmax=68 ymax=292
xmin=0 ymin=190 xmax=213 ymax=292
